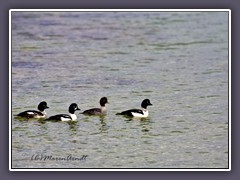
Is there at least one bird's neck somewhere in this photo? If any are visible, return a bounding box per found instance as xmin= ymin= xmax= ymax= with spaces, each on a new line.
xmin=101 ymin=106 xmax=107 ymax=114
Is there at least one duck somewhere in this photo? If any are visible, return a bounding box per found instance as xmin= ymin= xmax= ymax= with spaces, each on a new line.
xmin=116 ymin=99 xmax=152 ymax=118
xmin=45 ymin=103 xmax=80 ymax=121
xmin=81 ymin=97 xmax=109 ymax=116
xmin=16 ymin=101 xmax=49 ymax=119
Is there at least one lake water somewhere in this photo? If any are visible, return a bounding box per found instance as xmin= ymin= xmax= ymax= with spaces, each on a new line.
xmin=11 ymin=11 xmax=229 ymax=169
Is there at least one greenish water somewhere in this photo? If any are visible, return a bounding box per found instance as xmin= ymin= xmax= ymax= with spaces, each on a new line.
xmin=11 ymin=11 xmax=229 ymax=169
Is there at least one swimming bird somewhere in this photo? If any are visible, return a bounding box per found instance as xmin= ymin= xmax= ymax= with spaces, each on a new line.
xmin=16 ymin=101 xmax=49 ymax=119
xmin=116 ymin=99 xmax=152 ymax=118
xmin=45 ymin=103 xmax=80 ymax=121
xmin=81 ymin=97 xmax=109 ymax=116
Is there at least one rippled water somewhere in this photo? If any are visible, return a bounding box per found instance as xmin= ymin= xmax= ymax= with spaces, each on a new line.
xmin=11 ymin=11 xmax=229 ymax=169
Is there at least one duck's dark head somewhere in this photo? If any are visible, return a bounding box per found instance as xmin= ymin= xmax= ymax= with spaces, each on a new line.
xmin=69 ymin=103 xmax=81 ymax=114
xmin=141 ymin=99 xmax=152 ymax=109
xmin=38 ymin=101 xmax=49 ymax=111
xmin=100 ymin=97 xmax=109 ymax=107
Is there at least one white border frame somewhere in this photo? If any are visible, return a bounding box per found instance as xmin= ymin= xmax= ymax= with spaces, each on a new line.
xmin=9 ymin=9 xmax=231 ymax=171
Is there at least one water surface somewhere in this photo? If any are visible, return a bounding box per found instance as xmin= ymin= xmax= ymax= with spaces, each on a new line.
xmin=11 ymin=11 xmax=229 ymax=169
